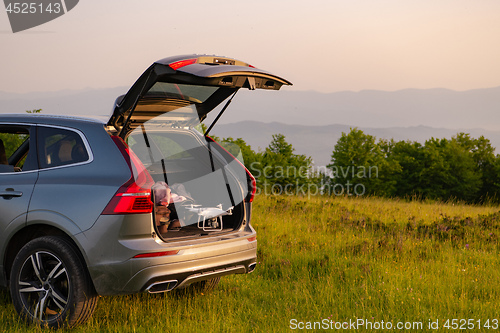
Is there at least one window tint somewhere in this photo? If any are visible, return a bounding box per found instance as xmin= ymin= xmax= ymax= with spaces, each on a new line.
xmin=127 ymin=133 xmax=192 ymax=165
xmin=37 ymin=127 xmax=90 ymax=169
xmin=0 ymin=126 xmax=34 ymax=173
xmin=146 ymin=82 xmax=219 ymax=103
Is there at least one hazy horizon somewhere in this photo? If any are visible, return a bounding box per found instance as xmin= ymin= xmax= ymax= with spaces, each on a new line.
xmin=2 ymin=85 xmax=500 ymax=131
xmin=2 ymin=84 xmax=500 ymax=95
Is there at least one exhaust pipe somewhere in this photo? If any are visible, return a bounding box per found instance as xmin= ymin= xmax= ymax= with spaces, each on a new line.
xmin=248 ymin=263 xmax=257 ymax=273
xmin=146 ymin=280 xmax=178 ymax=293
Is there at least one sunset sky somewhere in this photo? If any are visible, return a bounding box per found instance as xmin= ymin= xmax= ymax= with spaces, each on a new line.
xmin=1 ymin=0 xmax=500 ymax=94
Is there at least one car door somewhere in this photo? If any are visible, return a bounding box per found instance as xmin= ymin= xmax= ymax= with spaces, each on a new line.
xmin=0 ymin=124 xmax=38 ymax=264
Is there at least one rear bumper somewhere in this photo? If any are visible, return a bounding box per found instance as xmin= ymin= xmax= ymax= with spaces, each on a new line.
xmin=78 ymin=214 xmax=256 ymax=295
xmin=127 ymin=247 xmax=257 ymax=294
xmin=90 ymin=240 xmax=256 ymax=295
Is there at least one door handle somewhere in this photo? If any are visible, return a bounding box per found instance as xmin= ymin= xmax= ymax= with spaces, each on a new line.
xmin=0 ymin=188 xmax=23 ymax=198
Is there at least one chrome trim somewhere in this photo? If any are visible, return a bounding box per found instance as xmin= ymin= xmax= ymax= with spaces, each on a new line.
xmin=0 ymin=169 xmax=38 ymax=175
xmin=146 ymin=280 xmax=178 ymax=293
xmin=248 ymin=262 xmax=257 ymax=273
xmin=0 ymin=122 xmax=95 ymax=172
xmin=0 ymin=122 xmax=36 ymax=126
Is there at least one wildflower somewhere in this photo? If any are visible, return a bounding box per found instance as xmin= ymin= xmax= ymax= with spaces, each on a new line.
xmin=465 ymin=244 xmax=469 ymax=249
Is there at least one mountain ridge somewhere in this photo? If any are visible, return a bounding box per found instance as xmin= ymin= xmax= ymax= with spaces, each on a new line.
xmin=212 ymin=121 xmax=500 ymax=167
xmin=1 ymin=86 xmax=499 ymax=166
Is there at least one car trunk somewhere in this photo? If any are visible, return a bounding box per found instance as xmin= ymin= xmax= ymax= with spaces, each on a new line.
xmin=127 ymin=126 xmax=249 ymax=240
xmin=106 ymin=55 xmax=291 ymax=240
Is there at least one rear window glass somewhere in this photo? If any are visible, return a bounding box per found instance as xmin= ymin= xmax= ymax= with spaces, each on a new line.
xmin=37 ymin=127 xmax=90 ymax=169
xmin=127 ymin=127 xmax=249 ymax=210
xmin=146 ymin=82 xmax=218 ymax=103
xmin=127 ymin=132 xmax=196 ymax=166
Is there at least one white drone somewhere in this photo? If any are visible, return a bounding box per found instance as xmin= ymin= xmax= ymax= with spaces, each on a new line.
xmin=187 ymin=204 xmax=233 ymax=231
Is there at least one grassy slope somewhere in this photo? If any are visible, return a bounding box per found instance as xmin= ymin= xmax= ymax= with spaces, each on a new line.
xmin=1 ymin=195 xmax=499 ymax=332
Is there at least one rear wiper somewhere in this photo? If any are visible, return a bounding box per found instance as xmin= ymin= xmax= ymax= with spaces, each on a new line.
xmin=204 ymin=90 xmax=238 ymax=136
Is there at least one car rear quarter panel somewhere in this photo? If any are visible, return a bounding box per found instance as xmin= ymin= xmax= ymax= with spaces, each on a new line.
xmin=27 ymin=122 xmax=131 ymax=233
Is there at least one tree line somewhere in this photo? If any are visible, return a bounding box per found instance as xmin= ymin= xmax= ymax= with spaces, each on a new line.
xmin=7 ymin=111 xmax=498 ymax=203
xmin=327 ymin=128 xmax=500 ymax=202
xmin=214 ymin=128 xmax=500 ymax=203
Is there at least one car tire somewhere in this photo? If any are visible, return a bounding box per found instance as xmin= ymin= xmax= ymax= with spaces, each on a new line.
xmin=9 ymin=236 xmax=98 ymax=328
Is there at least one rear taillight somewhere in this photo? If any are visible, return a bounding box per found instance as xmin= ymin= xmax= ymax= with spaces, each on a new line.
xmin=133 ymin=250 xmax=179 ymax=259
xmin=169 ymin=58 xmax=197 ymax=70
xmin=206 ymin=136 xmax=256 ymax=203
xmin=246 ymin=172 xmax=256 ymax=203
xmin=102 ymin=136 xmax=154 ymax=215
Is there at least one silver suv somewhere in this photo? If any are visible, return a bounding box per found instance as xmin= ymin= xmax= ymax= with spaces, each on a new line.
xmin=0 ymin=55 xmax=291 ymax=328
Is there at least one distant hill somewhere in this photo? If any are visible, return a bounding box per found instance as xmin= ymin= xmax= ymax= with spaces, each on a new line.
xmin=0 ymin=87 xmax=128 ymax=118
xmin=1 ymin=86 xmax=499 ymax=130
xmin=212 ymin=87 xmax=500 ymax=131
xmin=1 ymin=86 xmax=499 ymax=166
xmin=212 ymin=121 xmax=500 ymax=167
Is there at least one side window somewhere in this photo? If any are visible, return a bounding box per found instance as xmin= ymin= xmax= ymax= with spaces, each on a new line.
xmin=37 ymin=127 xmax=90 ymax=169
xmin=0 ymin=125 xmax=35 ymax=173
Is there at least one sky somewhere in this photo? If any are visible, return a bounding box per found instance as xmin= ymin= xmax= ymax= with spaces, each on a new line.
xmin=1 ymin=0 xmax=500 ymax=94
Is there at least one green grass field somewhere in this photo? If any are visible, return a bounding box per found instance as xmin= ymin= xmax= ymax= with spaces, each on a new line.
xmin=1 ymin=195 xmax=500 ymax=332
